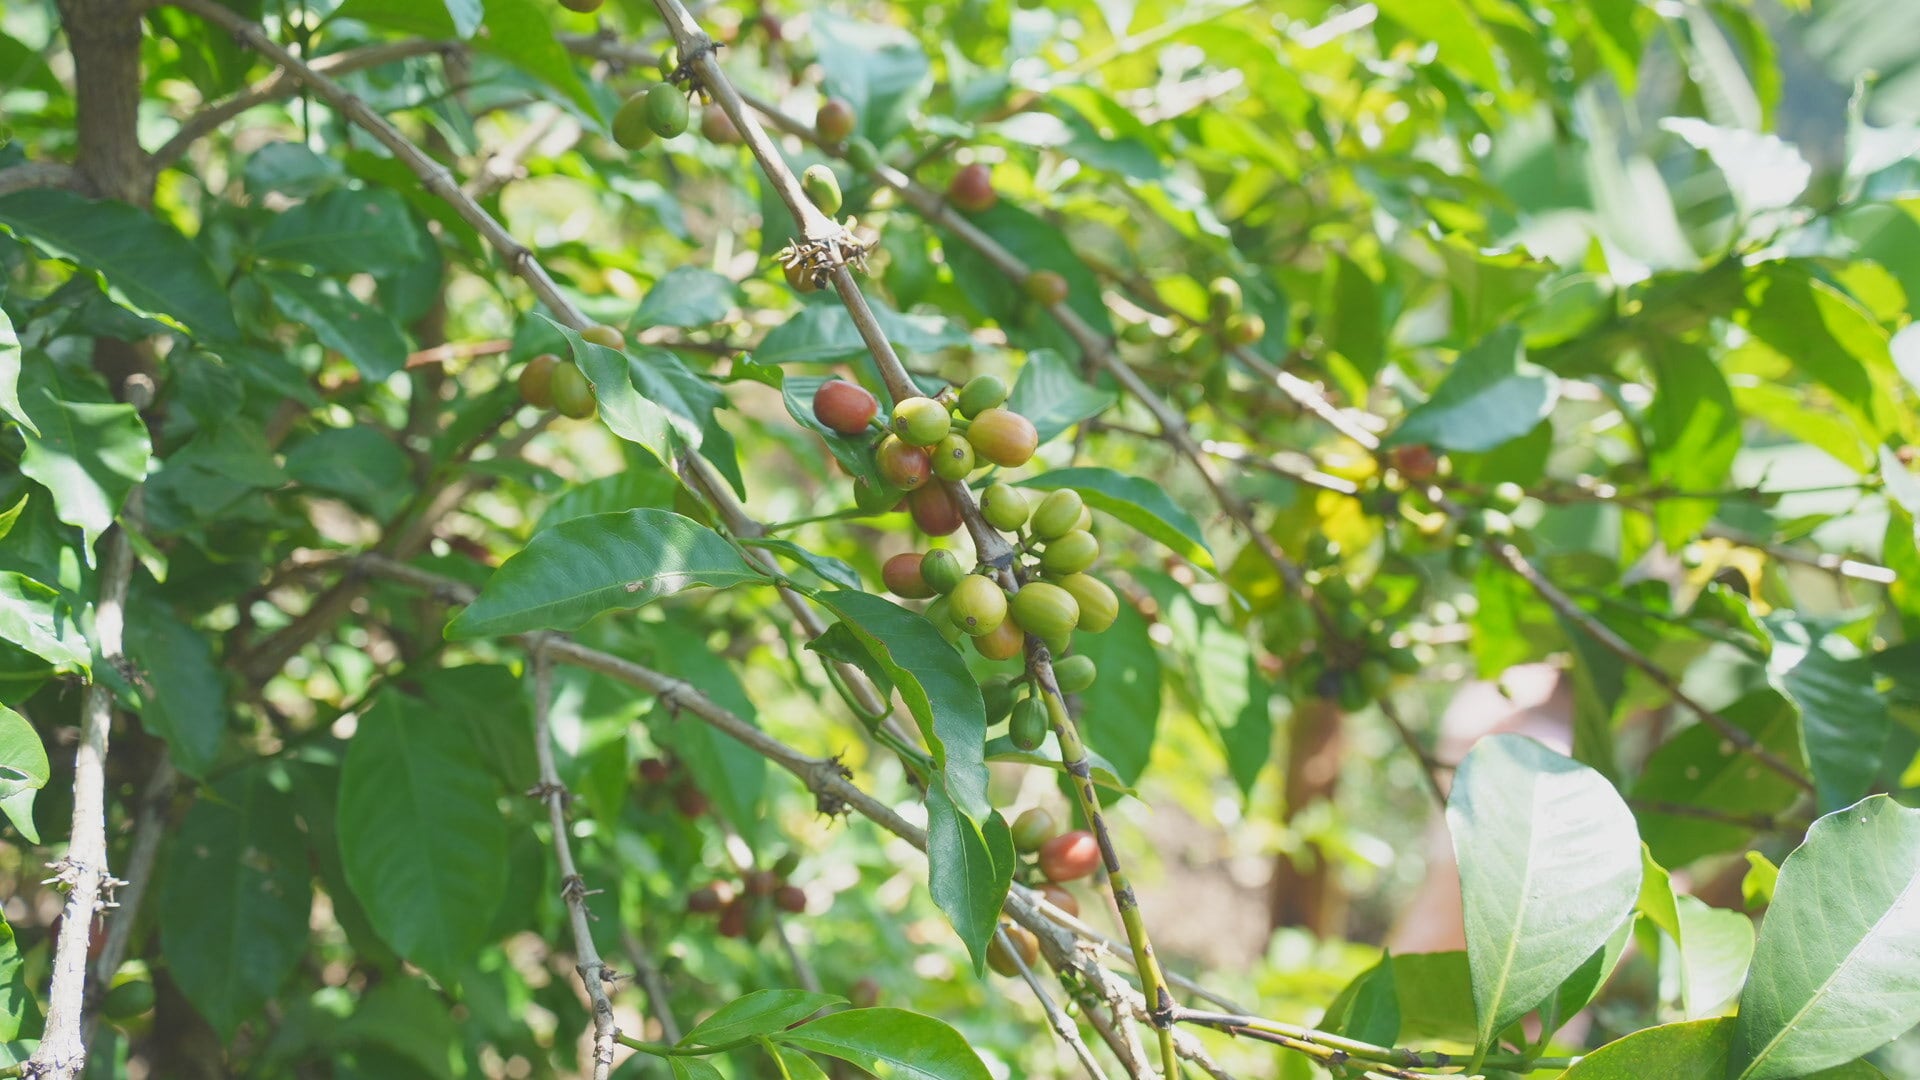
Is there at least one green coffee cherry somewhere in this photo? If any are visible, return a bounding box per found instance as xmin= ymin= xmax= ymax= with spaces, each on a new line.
xmin=102 ymin=978 xmax=155 ymax=1020
xmin=1208 ymin=276 xmax=1242 ymax=320
xmin=802 ymin=164 xmax=842 ymax=215
xmin=931 ymin=433 xmax=975 ymax=480
xmin=612 ymin=94 xmax=657 ymax=150
xmin=1030 ymin=489 xmax=1084 ymax=541
xmin=1009 ymin=696 xmax=1048 ymax=751
xmin=921 ymin=549 xmax=964 ymax=594
xmin=891 ymin=396 xmax=952 ymax=447
xmin=1011 ymin=582 xmax=1079 ymax=639
xmin=1120 ymin=321 xmax=1156 ymax=345
xmin=1360 ymin=658 xmax=1393 ymax=698
xmin=948 ymin=575 xmax=1008 ymax=637
xmin=925 ymin=596 xmax=962 ymax=644
xmin=1056 ymin=573 xmax=1118 ymax=634
xmin=1052 ymin=654 xmax=1096 ymax=694
xmin=645 ymin=82 xmax=689 ymax=137
xmin=845 ymin=136 xmax=880 ymax=172
xmin=956 ymin=374 xmax=1008 ymax=418
xmin=980 ymin=484 xmax=1030 ymax=532
xmin=981 ymin=674 xmax=1016 ymax=725
xmin=1010 ymin=807 xmax=1058 ymax=852
xmin=1040 ymin=530 xmax=1099 ymax=575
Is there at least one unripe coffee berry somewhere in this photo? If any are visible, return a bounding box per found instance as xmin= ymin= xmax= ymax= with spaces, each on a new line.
xmin=973 ymin=618 xmax=1024 ymax=661
xmin=518 ymin=353 xmax=561 ymax=408
xmin=956 ymin=374 xmax=1009 ymax=418
xmin=801 ymin=164 xmax=842 ymax=215
xmin=772 ymin=850 xmax=803 ymax=878
xmin=645 ymin=82 xmax=689 ymax=137
xmin=965 ymin=408 xmax=1038 ymax=468
xmin=1208 ymin=276 xmax=1242 ymax=320
xmin=548 ymin=362 xmax=597 ymax=420
xmin=1052 ymin=654 xmax=1097 ymax=694
xmin=948 ymin=576 xmax=1008 ymax=637
xmin=882 ymin=552 xmax=934 ymax=599
xmin=1024 ymin=270 xmax=1068 ymax=306
xmin=1038 ymin=882 xmax=1079 ymax=918
xmin=1011 ymin=582 xmax=1078 ymax=639
xmin=813 ymin=379 xmax=878 ymax=435
xmin=612 ymin=94 xmax=656 ymax=150
xmin=815 ymin=98 xmax=856 ymax=144
xmin=580 ymin=323 xmax=624 ymax=349
xmin=853 ymin=477 xmax=898 ymax=515
xmin=1056 ymin=573 xmax=1118 ymax=634
xmin=1039 ymin=529 xmax=1099 ymax=575
xmin=891 ymin=396 xmax=952 ymax=446
xmin=560 ymin=0 xmax=603 ymax=11
xmin=909 ymin=483 xmax=963 ymax=536
xmin=1011 ymin=807 xmax=1058 ymax=852
xmin=924 ymin=597 xmax=962 ymax=644
xmin=987 ymin=925 xmax=1038 ymax=977
xmin=845 ymin=136 xmax=880 ymax=172
xmin=1073 ymin=505 xmax=1093 ymax=533
xmin=102 ymin=979 xmax=155 ymax=1021
xmin=920 ymin=549 xmax=965 ymax=594
xmin=1038 ymin=830 xmax=1101 ymax=882
xmin=948 ymin=162 xmax=996 ymax=213
xmin=1009 ymin=696 xmax=1047 ymax=751
xmin=979 ymin=483 xmax=1030 ymax=531
xmin=1030 ymin=489 xmax=1084 ymax=541
xmin=931 ymin=434 xmax=975 ymax=480
xmin=1224 ymin=313 xmax=1265 ymax=346
xmin=981 ymin=674 xmax=1016 ymax=724
xmin=876 ymin=435 xmax=932 ymax=490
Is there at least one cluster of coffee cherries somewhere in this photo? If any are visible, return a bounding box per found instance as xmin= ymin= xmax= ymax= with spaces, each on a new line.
xmin=515 ymin=324 xmax=627 ymax=420
xmin=610 ymin=52 xmax=743 ymax=153
xmin=988 ymin=807 xmax=1100 ymax=976
xmin=636 ymin=755 xmax=717 ymax=819
xmin=683 ymin=849 xmax=809 ymax=943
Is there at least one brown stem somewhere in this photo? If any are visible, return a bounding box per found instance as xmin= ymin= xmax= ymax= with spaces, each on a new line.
xmin=0 ymin=162 xmax=79 ymax=197
xmin=57 ymin=0 xmax=148 ymax=205
xmin=84 ymin=753 xmax=175 ymax=1050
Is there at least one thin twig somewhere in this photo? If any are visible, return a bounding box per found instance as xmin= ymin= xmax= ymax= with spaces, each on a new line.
xmin=84 ymin=752 xmax=175 ymax=1049
xmin=619 ymin=930 xmax=683 ymax=1044
xmin=999 ymin=926 xmax=1112 ymax=1080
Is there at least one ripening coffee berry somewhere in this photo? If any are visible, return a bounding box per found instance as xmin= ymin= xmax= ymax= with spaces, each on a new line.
xmin=891 ymin=396 xmax=952 ymax=446
xmin=638 ymin=757 xmax=671 ymax=783
xmin=612 ymin=94 xmax=656 ymax=150
xmin=1009 ymin=696 xmax=1047 ymax=751
xmin=966 ymin=408 xmax=1038 ymax=468
xmin=920 ymin=549 xmax=964 ymax=594
xmin=882 ymin=552 xmax=934 ymax=599
xmin=948 ymin=162 xmax=997 ymax=213
xmin=645 ymin=82 xmax=689 ymax=137
xmin=1039 ymin=529 xmax=1099 ymax=575
xmin=973 ymin=617 xmax=1025 ymax=660
xmin=979 ymin=483 xmax=1030 ymax=531
xmin=876 ymin=435 xmax=932 ymax=491
xmin=1011 ymin=582 xmax=1079 ymax=639
xmin=801 ymin=164 xmax=842 ymax=215
xmin=1224 ymin=313 xmax=1265 ymax=346
xmin=987 ymin=925 xmax=1039 ymax=977
xmin=774 ymin=884 xmax=807 ymax=914
xmin=1388 ymin=443 xmax=1440 ymax=481
xmin=701 ymin=105 xmax=740 ymax=144
xmin=816 ymin=98 xmax=856 ymax=144
xmin=1052 ymin=654 xmax=1096 ymax=694
xmin=548 ymin=362 xmax=597 ymax=420
xmin=1055 ymin=573 xmax=1118 ymax=634
xmin=956 ymin=374 xmax=1008 ymax=418
xmin=717 ymin=896 xmax=749 ymax=938
xmin=1024 ymin=270 xmax=1069 ymax=306
xmin=931 ymin=434 xmax=975 ymax=480
xmin=1038 ymin=830 xmax=1101 ymax=882
xmin=948 ymin=575 xmax=1007 ymax=637
xmin=686 ymin=885 xmax=724 ymax=914
xmin=845 ymin=136 xmax=880 ymax=172
xmin=909 ymin=483 xmax=964 ymax=536
xmin=580 ymin=323 xmax=624 ymax=349
xmin=925 ymin=597 xmax=962 ymax=644
xmin=673 ymin=783 xmax=709 ymax=818
xmin=981 ymin=674 xmax=1016 ymax=724
xmin=813 ymin=379 xmax=878 ymax=435
xmin=1011 ymin=807 xmax=1058 ymax=852
xmin=518 ymin=353 xmax=561 ymax=408
xmin=1038 ymin=882 xmax=1079 ymax=918
xmin=1208 ymin=276 xmax=1242 ymax=320
xmin=1029 ymin=489 xmax=1084 ymax=541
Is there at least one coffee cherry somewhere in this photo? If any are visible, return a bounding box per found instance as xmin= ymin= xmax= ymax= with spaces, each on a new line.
xmin=743 ymin=869 xmax=779 ymax=896
xmin=1011 ymin=582 xmax=1079 ymax=639
xmin=559 ymin=0 xmax=603 ymax=11
xmin=853 ymin=477 xmax=899 ymax=515
xmin=645 ymin=82 xmax=689 ymax=137
xmin=701 ymin=105 xmax=740 ymax=144
xmin=966 ymin=408 xmax=1038 ymax=468
xmin=638 ymin=757 xmax=671 ymax=783
xmin=1224 ymin=313 xmax=1265 ymax=346
xmin=612 ymin=94 xmax=656 ymax=150
xmin=784 ymin=259 xmax=821 ymax=294
xmin=717 ymin=896 xmax=749 ymax=938
xmin=1039 ymin=529 xmax=1099 ymax=575
xmin=1011 ymin=807 xmax=1058 ymax=853
xmin=1024 ymin=270 xmax=1068 ymax=306
xmin=813 ymin=379 xmax=878 ymax=434
xmin=1052 ymin=654 xmax=1096 ymax=693
xmin=1489 ymin=482 xmax=1525 ymax=513
xmin=673 ymin=783 xmax=709 ymax=818
xmin=1038 ymin=830 xmax=1101 ymax=882
xmin=921 ymin=549 xmax=965 ymax=594
xmin=1009 ymin=696 xmax=1047 ymax=751
xmin=518 ymin=353 xmax=561 ymax=408
xmin=981 ymin=674 xmax=1016 ymax=726
xmin=1055 ymin=573 xmax=1118 ymax=634
xmin=849 ymin=978 xmax=881 ymax=1008
xmin=774 ymin=884 xmax=807 ymax=914
xmin=925 ymin=597 xmax=962 ymax=644
xmin=876 ymin=435 xmax=932 ymax=491
xmin=1038 ymin=882 xmax=1079 ymax=918
xmin=548 ymin=362 xmax=597 ymax=420
xmin=891 ymin=396 xmax=952 ymax=446
xmin=931 ymin=434 xmax=975 ymax=480
xmin=973 ymin=617 xmax=1025 ymax=660
xmin=987 ymin=925 xmax=1039 ymax=976
xmin=101 ymin=979 xmax=155 ymax=1021
xmin=802 ymin=163 xmax=842 ymax=215
xmin=1029 ymin=489 xmax=1084 ymax=541
xmin=882 ymin=552 xmax=934 ymax=599
xmin=1073 ymin=505 xmax=1093 ymax=532
xmin=948 ymin=576 xmax=1007 ymax=637
xmin=1337 ymin=671 xmax=1371 ymax=713
xmin=1208 ymin=276 xmax=1242 ymax=320
xmin=845 ymin=136 xmax=880 ymax=172
xmin=658 ymin=47 xmax=680 ymax=80
xmin=687 ymin=885 xmax=724 ymax=914
xmin=979 ymin=483 xmax=1031 ymax=531
xmin=948 ymin=162 xmax=997 ymax=213
xmin=909 ymin=483 xmax=963 ymax=536
xmin=745 ymin=898 xmax=777 ymax=942
xmin=773 ymin=849 xmax=803 ymax=878
xmin=1388 ymin=443 xmax=1439 ymax=481
xmin=956 ymin=374 xmax=1009 ymax=418
xmin=580 ymin=323 xmax=624 ymax=349
xmin=816 ymin=98 xmax=856 ymax=144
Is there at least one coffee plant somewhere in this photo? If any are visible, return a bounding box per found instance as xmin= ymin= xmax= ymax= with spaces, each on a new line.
xmin=0 ymin=0 xmax=1916 ymax=1077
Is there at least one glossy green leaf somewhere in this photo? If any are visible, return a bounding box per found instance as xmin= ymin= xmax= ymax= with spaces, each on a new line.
xmin=0 ymin=189 xmax=238 ymax=339
xmin=1448 ymin=734 xmax=1642 ymax=1059
xmin=942 ymin=203 xmax=1111 ymax=355
xmin=1068 ymin=603 xmax=1160 ymax=785
xmin=1323 ymin=953 xmax=1401 ymax=1047
xmin=284 ymin=426 xmax=413 ymax=522
xmin=668 ymin=1060 xmax=724 ymax=1080
xmin=0 ymin=572 xmax=88 ymax=674
xmin=925 ymin=784 xmax=1014 ymax=974
xmin=1390 ymin=326 xmax=1557 ymax=453
xmin=255 ymin=187 xmax=424 ymax=273
xmin=681 ymin=990 xmax=844 ymax=1047
xmin=0 ymin=307 xmax=28 ymax=436
xmin=337 ymin=694 xmax=507 ymax=984
xmin=773 ymin=1007 xmax=993 ymax=1080
xmin=754 ymin=300 xmax=971 ymax=365
xmin=743 ymin=538 xmax=862 ymax=590
xmin=1016 ymin=467 xmax=1214 ymax=571
xmin=764 ymin=1043 xmax=832 ymax=1080
xmin=446 ymin=510 xmax=766 ymax=639
xmin=1634 ymin=690 xmax=1806 ymax=868
xmin=533 ymin=467 xmax=680 ymax=533
xmin=1005 ymin=349 xmax=1115 ymax=445
xmin=635 ymin=266 xmax=737 ymax=328
xmin=0 ymin=705 xmax=46 ymax=843
xmin=126 ymin=604 xmax=226 ymax=778
xmin=159 ymin=766 xmax=311 ymax=1037
xmin=18 ymin=380 xmax=149 ymax=564
xmin=1764 ymin=617 xmax=1890 ymax=814
xmin=261 ymin=271 xmax=409 ymax=381
xmin=1564 ymin=1018 xmax=1886 ymax=1079
xmin=1729 ymin=795 xmax=1920 ymax=1079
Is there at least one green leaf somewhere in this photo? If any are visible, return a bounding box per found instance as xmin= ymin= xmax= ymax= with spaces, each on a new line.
xmin=765 ymin=1043 xmax=832 ymax=1080
xmin=334 ymin=0 xmax=597 ymax=119
xmin=1320 ymin=254 xmax=1388 ymax=388
xmin=981 ymin=740 xmax=1138 ymax=798
xmin=1662 ymin=118 xmax=1810 ymax=219
xmin=1447 ymin=734 xmax=1642 ymax=1059
xmin=533 ymin=466 xmax=680 ymax=533
xmin=337 ymin=694 xmax=507 ymax=984
xmin=645 ymin=626 xmax=768 ymax=836
xmin=0 ymin=189 xmax=238 ymax=339
xmin=1323 ymin=953 xmax=1401 ymax=1047
xmin=0 ymin=495 xmax=24 ymax=542
xmin=680 ymin=990 xmax=844 ymax=1047
xmin=669 ymin=1060 xmax=726 ymax=1080
xmin=780 ymin=373 xmax=887 ymax=490
xmin=254 ymin=188 xmax=424 ymax=273
xmin=1068 ymin=602 xmax=1160 ymax=786
xmin=1635 ymin=690 xmax=1807 ymax=868
xmin=813 ymin=13 xmax=930 ymax=145
xmin=158 ymin=766 xmax=311 ymax=1038
xmin=1673 ymin=895 xmax=1755 ymax=1020
xmin=925 ymin=784 xmax=1014 ymax=974
xmin=1016 ymin=467 xmax=1214 ymax=571
xmin=18 ymin=380 xmax=149 ymax=564
xmin=742 ymin=538 xmax=862 ymax=591
xmin=242 ymin=141 xmax=348 ymax=199
xmin=126 ymin=605 xmax=226 ymax=778
xmin=755 ymin=300 xmax=971 ymax=365
xmin=446 ymin=510 xmax=766 ymax=639
xmin=1373 ymin=0 xmax=1502 ymax=88
xmin=539 ymin=316 xmax=704 ymax=466
xmin=1742 ymin=263 xmax=1907 ymax=443
xmin=635 ymin=267 xmax=737 ymax=328
xmin=0 ymin=306 xmax=30 ymax=436
xmin=1764 ymin=617 xmax=1890 ymax=814
xmin=1743 ymin=852 xmax=1780 ymax=909
xmin=1729 ymin=795 xmax=1920 ymax=1079
xmin=0 ymin=705 xmax=46 ymax=843
xmin=1005 ymin=349 xmax=1115 ymax=445
xmin=1389 ymin=326 xmax=1557 ymax=454
xmin=773 ymin=1007 xmax=993 ymax=1080
xmin=408 ymin=666 xmax=536 ymax=794
xmin=283 ymin=426 xmax=413 ymax=522
xmin=0 ymin=911 xmax=41 ymax=1041
xmin=942 ymin=204 xmax=1112 ymax=355
xmin=261 ymin=271 xmax=410 ymax=381
xmin=0 ymin=572 xmax=89 ymax=674
xmin=1645 ymin=342 xmax=1740 ymax=548
xmin=1567 ymin=1017 xmax=1887 ymax=1079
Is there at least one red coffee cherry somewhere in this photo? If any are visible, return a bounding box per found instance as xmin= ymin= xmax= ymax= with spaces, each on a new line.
xmin=1024 ymin=270 xmax=1068 ymax=306
xmin=909 ymin=484 xmax=963 ymax=536
xmin=882 ymin=552 xmax=934 ymax=599
xmin=717 ymin=896 xmax=749 ymax=938
xmin=948 ymin=162 xmax=997 ymax=213
xmin=813 ymin=379 xmax=878 ymax=435
xmin=849 ymin=978 xmax=881 ymax=1008
xmin=742 ymin=869 xmax=779 ymax=896
xmin=816 ymin=98 xmax=857 ymax=144
xmin=637 ymin=757 xmax=671 ymax=783
xmin=673 ymin=783 xmax=709 ymax=818
xmin=987 ymin=925 xmax=1039 ymax=976
xmin=1038 ymin=830 xmax=1101 ymax=882
xmin=1389 ymin=443 xmax=1440 ymax=481
xmin=965 ymin=408 xmax=1038 ymax=468
xmin=876 ymin=436 xmax=933 ymax=491
xmin=686 ymin=885 xmax=723 ymax=914
xmin=518 ymin=353 xmax=561 ymax=408
xmin=1038 ymin=882 xmax=1079 ymax=918
xmin=774 ymin=884 xmax=807 ymax=914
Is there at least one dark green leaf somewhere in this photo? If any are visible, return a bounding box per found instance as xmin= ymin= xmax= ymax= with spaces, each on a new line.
xmin=242 ymin=141 xmax=347 ymax=198
xmin=0 ymin=912 xmax=40 ymax=1041
xmin=1389 ymin=326 xmax=1557 ymax=453
xmin=261 ymin=271 xmax=409 ymax=381
xmin=126 ymin=604 xmax=226 ymax=778
xmin=1068 ymin=603 xmax=1160 ymax=785
xmin=1005 ymin=349 xmax=1115 ymax=445
xmin=1016 ymin=467 xmax=1214 ymax=571
xmin=646 ymin=626 xmax=768 ymax=836
xmin=1765 ymin=617 xmax=1890 ymax=814
xmin=408 ymin=666 xmax=536 ymax=793
xmin=773 ymin=1007 xmax=993 ymax=1080
xmin=680 ymin=989 xmax=844 ymax=1047
xmin=1645 ymin=342 xmax=1740 ymax=547
xmin=635 ymin=267 xmax=736 ymax=328
xmin=284 ymin=426 xmax=412 ymax=522
xmin=17 ymin=378 xmax=149 ymax=563
xmin=755 ymin=300 xmax=971 ymax=365
xmin=1565 ymin=1017 xmax=1885 ymax=1079
xmin=669 ymin=1060 xmax=726 ymax=1080
xmin=1323 ymin=953 xmax=1400 ymax=1047
xmin=925 ymin=785 xmax=1014 ymax=974
xmin=255 ymin=188 xmax=424 ymax=273
xmin=942 ymin=203 xmax=1111 ymax=354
